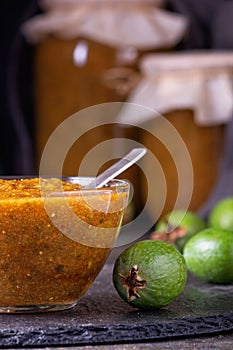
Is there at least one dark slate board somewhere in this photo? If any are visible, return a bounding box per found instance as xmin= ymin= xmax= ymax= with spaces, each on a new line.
xmin=0 ymin=262 xmax=232 ymax=348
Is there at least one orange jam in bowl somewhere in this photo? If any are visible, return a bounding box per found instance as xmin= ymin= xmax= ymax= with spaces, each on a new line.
xmin=0 ymin=177 xmax=129 ymax=313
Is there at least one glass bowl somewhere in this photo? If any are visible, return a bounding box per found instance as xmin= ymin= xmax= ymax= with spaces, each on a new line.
xmin=0 ymin=176 xmax=129 ymax=313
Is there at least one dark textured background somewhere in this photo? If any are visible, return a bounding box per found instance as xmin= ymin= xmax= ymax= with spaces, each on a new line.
xmin=1 ymin=0 xmax=233 ymax=177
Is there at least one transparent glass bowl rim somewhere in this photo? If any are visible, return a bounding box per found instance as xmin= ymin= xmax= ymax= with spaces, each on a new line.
xmin=0 ymin=176 xmax=130 ymax=195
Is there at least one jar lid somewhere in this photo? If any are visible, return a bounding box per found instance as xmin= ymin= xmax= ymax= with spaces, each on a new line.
xmin=41 ymin=0 xmax=163 ymax=7
xmin=141 ymin=51 xmax=233 ymax=74
xmin=117 ymin=51 xmax=233 ymax=126
xmin=22 ymin=1 xmax=187 ymax=49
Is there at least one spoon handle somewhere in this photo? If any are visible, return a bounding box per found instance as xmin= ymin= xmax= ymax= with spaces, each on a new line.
xmin=86 ymin=148 xmax=147 ymax=188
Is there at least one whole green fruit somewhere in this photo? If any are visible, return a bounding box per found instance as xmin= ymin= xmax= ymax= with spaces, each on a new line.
xmin=113 ymin=240 xmax=187 ymax=309
xmin=183 ymin=228 xmax=233 ymax=284
xmin=208 ymin=197 xmax=233 ymax=231
xmin=152 ymin=210 xmax=206 ymax=252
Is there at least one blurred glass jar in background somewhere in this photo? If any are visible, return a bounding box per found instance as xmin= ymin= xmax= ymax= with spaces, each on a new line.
xmin=117 ymin=51 xmax=233 ymax=217
xmin=22 ymin=0 xmax=187 ymax=217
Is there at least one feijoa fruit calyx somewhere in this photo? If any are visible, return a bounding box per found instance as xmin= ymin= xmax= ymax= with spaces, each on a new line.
xmin=113 ymin=240 xmax=187 ymax=309
xmin=152 ymin=210 xmax=206 ymax=252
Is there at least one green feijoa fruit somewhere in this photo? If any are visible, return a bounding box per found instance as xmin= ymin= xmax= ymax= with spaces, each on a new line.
xmin=151 ymin=210 xmax=206 ymax=252
xmin=208 ymin=197 xmax=233 ymax=231
xmin=183 ymin=228 xmax=233 ymax=284
xmin=113 ymin=240 xmax=187 ymax=310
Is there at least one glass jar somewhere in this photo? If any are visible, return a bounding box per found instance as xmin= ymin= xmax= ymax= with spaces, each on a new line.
xmin=22 ymin=0 xmax=187 ymax=216
xmin=116 ymin=51 xmax=233 ymax=218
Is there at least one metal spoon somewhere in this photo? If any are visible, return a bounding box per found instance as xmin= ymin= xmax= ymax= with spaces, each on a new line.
xmin=86 ymin=147 xmax=147 ymax=188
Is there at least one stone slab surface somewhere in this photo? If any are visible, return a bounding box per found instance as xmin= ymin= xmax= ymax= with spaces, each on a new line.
xmin=0 ymin=263 xmax=232 ymax=348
